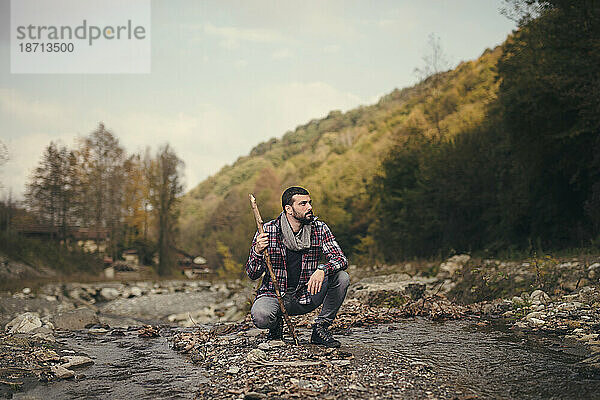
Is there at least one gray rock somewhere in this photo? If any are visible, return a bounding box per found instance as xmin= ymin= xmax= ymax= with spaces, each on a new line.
xmin=5 ymin=312 xmax=42 ymax=333
xmin=525 ymin=311 xmax=544 ymax=322
xmin=257 ymin=342 xmax=270 ymax=350
xmin=246 ymin=349 xmax=268 ymax=364
xmin=529 ymin=318 xmax=546 ymax=326
xmin=588 ymin=263 xmax=600 ymax=271
xmin=512 ymin=296 xmax=527 ymax=307
xmin=244 ymin=392 xmax=266 ymax=400
xmin=530 ymin=290 xmax=551 ymax=305
xmin=99 ymin=287 xmax=120 ymax=301
xmin=32 ymin=329 xmax=55 ymax=342
xmin=52 ymin=307 xmax=99 ymax=330
xmin=61 ymin=355 xmax=94 ymax=369
xmin=244 ymin=329 xmax=262 ymax=337
xmin=226 ymin=366 xmax=240 ymax=374
xmin=51 ymin=364 xmax=75 ymax=379
xmin=439 ymin=254 xmax=471 ymax=276
xmin=130 ymin=286 xmax=143 ymax=297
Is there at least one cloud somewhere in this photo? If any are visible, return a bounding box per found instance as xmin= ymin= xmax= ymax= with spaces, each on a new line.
xmin=271 ymin=48 xmax=294 ymax=60
xmin=105 ymin=105 xmax=247 ymax=193
xmin=249 ymin=81 xmax=364 ymax=141
xmin=322 ymin=44 xmax=341 ymax=54
xmin=0 ymin=88 xmax=75 ymax=129
xmin=0 ymin=95 xmax=248 ymax=199
xmin=203 ymin=23 xmax=289 ymax=49
xmin=0 ymin=131 xmax=77 ymax=201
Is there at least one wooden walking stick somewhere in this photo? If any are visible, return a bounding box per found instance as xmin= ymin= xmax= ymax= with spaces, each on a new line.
xmin=249 ymin=194 xmax=299 ymax=346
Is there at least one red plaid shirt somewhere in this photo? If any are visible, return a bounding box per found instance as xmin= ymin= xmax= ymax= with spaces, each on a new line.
xmin=246 ymin=213 xmax=348 ymax=305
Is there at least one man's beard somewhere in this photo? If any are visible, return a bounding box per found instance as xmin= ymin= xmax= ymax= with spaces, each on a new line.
xmin=292 ymin=208 xmax=314 ymax=224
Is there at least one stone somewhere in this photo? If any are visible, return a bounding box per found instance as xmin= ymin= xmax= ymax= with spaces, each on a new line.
xmin=589 ymin=270 xmax=597 ymax=280
xmin=246 ymin=349 xmax=268 ymax=364
xmin=244 ymin=329 xmax=262 ymax=337
xmin=525 ymin=312 xmax=544 ymax=321
xmin=61 ymin=355 xmax=94 ymax=369
xmin=439 ymin=254 xmax=471 ymax=276
xmin=530 ymin=290 xmax=551 ymax=305
xmin=244 ymin=392 xmax=266 ymax=400
xmin=88 ymin=328 xmax=109 ymax=334
xmin=529 ymin=318 xmax=546 ymax=326
xmin=52 ymin=307 xmax=99 ymax=330
xmin=5 ymin=312 xmax=42 ymax=334
xmin=22 ymin=287 xmax=31 ymax=294
xmin=104 ymin=267 xmax=115 ymax=279
xmin=130 ymin=286 xmax=143 ymax=297
xmin=512 ymin=296 xmax=527 ymax=307
xmin=226 ymin=366 xmax=240 ymax=374
xmin=588 ymin=263 xmax=600 ymax=271
xmin=32 ymin=331 xmax=55 ymax=342
xmin=99 ymin=287 xmax=120 ymax=301
xmin=51 ymin=364 xmax=75 ymax=379
xmin=257 ymin=342 xmax=270 ymax=350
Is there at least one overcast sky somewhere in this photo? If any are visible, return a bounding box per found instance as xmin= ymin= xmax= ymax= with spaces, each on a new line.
xmin=0 ymin=0 xmax=516 ymax=201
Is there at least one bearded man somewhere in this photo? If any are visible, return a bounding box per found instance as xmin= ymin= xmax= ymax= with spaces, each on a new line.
xmin=245 ymin=186 xmax=349 ymax=347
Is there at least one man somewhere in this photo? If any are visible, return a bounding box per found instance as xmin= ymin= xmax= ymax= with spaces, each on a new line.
xmin=246 ymin=186 xmax=350 ymax=347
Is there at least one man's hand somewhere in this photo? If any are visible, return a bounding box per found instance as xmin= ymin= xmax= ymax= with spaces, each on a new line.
xmin=307 ymin=269 xmax=325 ymax=295
xmin=254 ymin=232 xmax=269 ymax=254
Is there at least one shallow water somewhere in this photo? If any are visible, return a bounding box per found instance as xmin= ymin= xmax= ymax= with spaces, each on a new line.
xmin=343 ymin=320 xmax=600 ymax=399
xmin=14 ymin=328 xmax=207 ymax=400
xmin=13 ymin=320 xmax=600 ymax=399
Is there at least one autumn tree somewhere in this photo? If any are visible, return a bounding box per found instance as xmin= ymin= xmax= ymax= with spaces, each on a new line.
xmin=25 ymin=141 xmax=78 ymax=239
xmin=75 ymin=123 xmax=126 ymax=258
xmin=146 ymin=144 xmax=185 ymax=276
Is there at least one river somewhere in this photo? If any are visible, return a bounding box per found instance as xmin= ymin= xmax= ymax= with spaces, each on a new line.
xmin=12 ymin=319 xmax=600 ymax=399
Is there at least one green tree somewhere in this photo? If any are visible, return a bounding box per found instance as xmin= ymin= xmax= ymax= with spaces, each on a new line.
xmin=498 ymin=0 xmax=600 ymax=246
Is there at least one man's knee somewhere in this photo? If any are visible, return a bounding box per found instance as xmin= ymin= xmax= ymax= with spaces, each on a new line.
xmin=334 ymin=270 xmax=350 ymax=290
xmin=251 ymin=300 xmax=279 ymax=329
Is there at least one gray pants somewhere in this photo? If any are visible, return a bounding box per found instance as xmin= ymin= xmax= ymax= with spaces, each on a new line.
xmin=251 ymin=270 xmax=350 ymax=329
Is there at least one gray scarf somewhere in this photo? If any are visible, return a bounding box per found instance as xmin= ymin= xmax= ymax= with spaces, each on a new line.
xmin=280 ymin=212 xmax=311 ymax=251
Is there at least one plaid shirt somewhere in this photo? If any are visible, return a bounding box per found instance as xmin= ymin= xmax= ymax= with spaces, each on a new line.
xmin=246 ymin=213 xmax=348 ymax=305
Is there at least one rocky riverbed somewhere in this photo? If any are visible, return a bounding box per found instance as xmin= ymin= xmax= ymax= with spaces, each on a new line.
xmin=2 ymin=254 xmax=600 ymax=398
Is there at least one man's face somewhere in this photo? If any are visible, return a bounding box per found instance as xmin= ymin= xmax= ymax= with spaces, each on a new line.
xmin=287 ymin=194 xmax=314 ymax=224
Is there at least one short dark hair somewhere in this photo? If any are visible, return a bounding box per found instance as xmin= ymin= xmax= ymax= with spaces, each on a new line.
xmin=282 ymin=186 xmax=309 ymax=209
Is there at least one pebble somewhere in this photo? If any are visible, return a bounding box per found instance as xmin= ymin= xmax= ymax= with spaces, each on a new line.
xmin=50 ymin=364 xmax=75 ymax=379
xmin=529 ymin=318 xmax=546 ymax=326
xmin=244 ymin=392 xmax=266 ymax=400
xmin=61 ymin=355 xmax=94 ymax=369
xmin=226 ymin=366 xmax=240 ymax=374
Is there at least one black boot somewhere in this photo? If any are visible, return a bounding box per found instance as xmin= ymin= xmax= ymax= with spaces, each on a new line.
xmin=267 ymin=315 xmax=283 ymax=341
xmin=311 ymin=322 xmax=341 ymax=348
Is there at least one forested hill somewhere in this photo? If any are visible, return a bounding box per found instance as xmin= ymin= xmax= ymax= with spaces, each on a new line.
xmin=177 ymin=45 xmax=503 ymax=273
xmin=179 ymin=2 xmax=599 ymax=275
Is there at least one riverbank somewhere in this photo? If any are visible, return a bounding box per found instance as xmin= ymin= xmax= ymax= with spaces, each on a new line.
xmin=2 ymin=253 xmax=600 ymax=398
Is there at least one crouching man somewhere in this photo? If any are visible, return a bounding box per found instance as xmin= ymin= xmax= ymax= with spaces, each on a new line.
xmin=245 ymin=186 xmax=350 ymax=347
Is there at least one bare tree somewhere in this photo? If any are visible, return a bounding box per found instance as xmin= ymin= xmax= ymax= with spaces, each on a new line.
xmin=413 ymin=33 xmax=450 ymax=84
xmin=413 ymin=33 xmax=453 ymax=140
